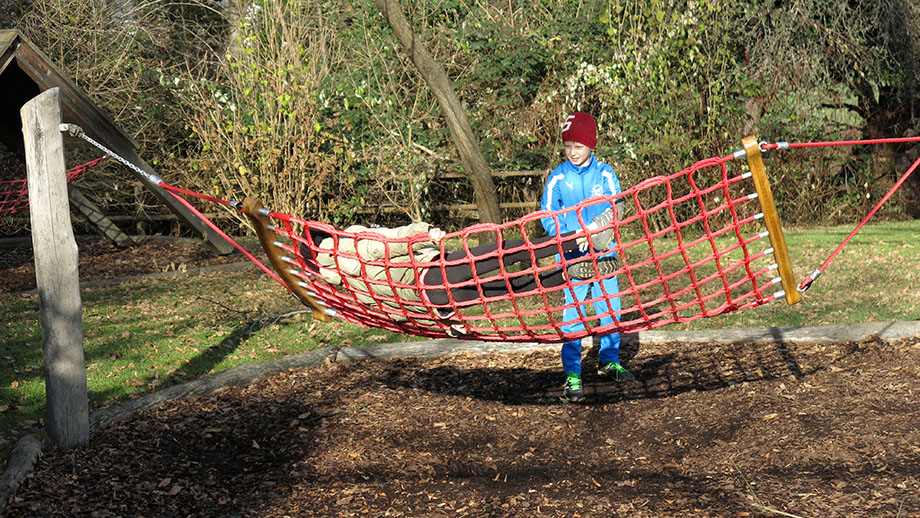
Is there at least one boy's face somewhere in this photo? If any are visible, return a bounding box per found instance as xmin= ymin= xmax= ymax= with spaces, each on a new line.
xmin=564 ymin=141 xmax=592 ymax=167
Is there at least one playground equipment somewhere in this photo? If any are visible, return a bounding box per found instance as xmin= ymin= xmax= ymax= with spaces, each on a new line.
xmin=20 ymin=83 xmax=920 ymax=450
xmin=0 ymin=29 xmax=233 ymax=252
xmin=58 ymin=114 xmax=920 ymax=342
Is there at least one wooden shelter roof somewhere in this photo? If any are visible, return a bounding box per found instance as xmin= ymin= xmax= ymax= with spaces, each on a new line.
xmin=0 ymin=29 xmax=233 ymax=254
xmin=0 ymin=29 xmax=139 ymax=159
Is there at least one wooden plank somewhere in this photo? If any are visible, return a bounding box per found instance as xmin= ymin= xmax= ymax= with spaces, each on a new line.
xmin=4 ymin=29 xmax=139 ymax=151
xmin=6 ymin=212 xmax=234 ymax=227
xmin=119 ymin=148 xmax=235 ymax=255
xmin=431 ymin=201 xmax=540 ymax=211
xmin=89 ymin=347 xmax=338 ymax=430
xmin=21 ymin=87 xmax=89 ymax=448
xmin=67 ymin=185 xmax=134 ymax=248
xmin=0 ymin=31 xmax=18 ymax=76
xmin=356 ymin=201 xmax=540 ymax=214
xmin=93 ymin=212 xmax=233 ymax=223
xmin=241 ymin=197 xmax=330 ymax=322
xmin=0 ymin=435 xmax=42 ymax=510
xmin=743 ymin=136 xmax=801 ymax=305
xmin=0 ymin=29 xmax=16 ymax=50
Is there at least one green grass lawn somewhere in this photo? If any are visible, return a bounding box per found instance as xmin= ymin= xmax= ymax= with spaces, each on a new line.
xmin=0 ymin=266 xmax=415 ymax=456
xmin=672 ymin=218 xmax=920 ymax=330
xmin=1 ymin=218 xmax=919 ymax=457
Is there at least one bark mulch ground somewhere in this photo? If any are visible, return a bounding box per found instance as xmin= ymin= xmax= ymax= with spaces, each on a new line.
xmin=3 ymin=238 xmax=920 ymax=517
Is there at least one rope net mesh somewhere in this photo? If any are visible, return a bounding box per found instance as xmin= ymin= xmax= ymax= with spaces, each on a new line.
xmin=265 ymin=152 xmax=784 ymax=342
xmin=51 ymin=121 xmax=920 ymax=342
xmin=0 ymin=152 xmax=106 ymax=221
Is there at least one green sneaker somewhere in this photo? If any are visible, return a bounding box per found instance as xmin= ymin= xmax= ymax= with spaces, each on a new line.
xmin=597 ymin=362 xmax=635 ymax=381
xmin=562 ymin=372 xmax=585 ymax=402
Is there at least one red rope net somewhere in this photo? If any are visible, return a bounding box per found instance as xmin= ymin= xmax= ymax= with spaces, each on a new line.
xmin=0 ymin=153 xmax=106 ymax=220
xmin=263 ymin=152 xmax=783 ymax=342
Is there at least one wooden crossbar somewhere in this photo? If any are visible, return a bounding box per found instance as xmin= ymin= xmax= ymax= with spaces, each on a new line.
xmin=241 ymin=198 xmax=331 ymax=321
xmin=743 ymin=136 xmax=801 ymax=305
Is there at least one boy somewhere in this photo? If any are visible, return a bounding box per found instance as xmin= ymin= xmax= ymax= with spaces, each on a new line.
xmin=540 ymin=112 xmax=634 ymax=403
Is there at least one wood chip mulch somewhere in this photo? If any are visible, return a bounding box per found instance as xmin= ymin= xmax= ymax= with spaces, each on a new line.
xmin=4 ymin=334 xmax=920 ymax=517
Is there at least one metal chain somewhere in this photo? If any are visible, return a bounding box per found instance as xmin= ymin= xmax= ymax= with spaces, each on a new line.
xmin=58 ymin=123 xmax=163 ymax=185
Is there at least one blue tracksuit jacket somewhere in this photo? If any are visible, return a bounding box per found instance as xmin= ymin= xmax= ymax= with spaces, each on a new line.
xmin=540 ymin=155 xmax=622 ymax=375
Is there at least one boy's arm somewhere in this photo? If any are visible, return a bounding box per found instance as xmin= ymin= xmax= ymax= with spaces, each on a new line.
xmin=612 ymin=172 xmax=626 ymax=221
xmin=540 ymin=172 xmax=566 ymax=236
xmin=601 ymin=164 xmax=627 ymax=221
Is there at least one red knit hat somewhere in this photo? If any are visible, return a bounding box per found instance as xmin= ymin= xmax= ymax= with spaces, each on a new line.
xmin=561 ymin=112 xmax=597 ymax=149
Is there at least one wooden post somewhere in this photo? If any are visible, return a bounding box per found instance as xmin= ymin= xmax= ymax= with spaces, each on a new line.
xmin=118 ymin=148 xmax=235 ymax=255
xmin=22 ymin=87 xmax=89 ymax=448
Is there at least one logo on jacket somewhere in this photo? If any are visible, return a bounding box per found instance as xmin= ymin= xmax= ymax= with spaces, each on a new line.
xmin=592 ymin=184 xmax=604 ymax=197
xmin=566 ymin=182 xmax=574 ymax=190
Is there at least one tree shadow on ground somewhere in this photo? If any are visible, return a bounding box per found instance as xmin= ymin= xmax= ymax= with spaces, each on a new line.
xmin=87 ymin=313 xmax=284 ymax=407
xmin=376 ymin=334 xmax=812 ymax=406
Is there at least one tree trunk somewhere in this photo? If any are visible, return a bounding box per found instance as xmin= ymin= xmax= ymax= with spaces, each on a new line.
xmin=374 ymin=0 xmax=502 ymax=228
xmin=223 ymin=0 xmax=244 ymax=61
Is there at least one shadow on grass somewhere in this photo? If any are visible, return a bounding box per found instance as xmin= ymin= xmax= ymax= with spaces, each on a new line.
xmin=86 ymin=313 xmax=291 ymax=406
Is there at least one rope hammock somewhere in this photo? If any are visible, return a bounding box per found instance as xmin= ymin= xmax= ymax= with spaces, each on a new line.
xmin=0 ymin=151 xmax=107 ymax=221
xmin=252 ymin=137 xmax=792 ymax=341
xmin=60 ymin=124 xmax=920 ymax=342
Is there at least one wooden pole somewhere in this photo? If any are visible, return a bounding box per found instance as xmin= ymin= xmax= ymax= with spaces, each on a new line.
xmin=22 ymin=87 xmax=89 ymax=447
xmin=118 ymin=148 xmax=235 ymax=255
xmin=743 ymin=136 xmax=801 ymax=305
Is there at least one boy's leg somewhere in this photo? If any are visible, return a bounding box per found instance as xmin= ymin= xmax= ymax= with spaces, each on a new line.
xmin=560 ymin=283 xmax=591 ymax=374
xmin=596 ymin=333 xmax=622 ymax=367
xmin=592 ymin=276 xmax=622 ymax=365
xmin=560 ymin=284 xmax=591 ymax=401
xmin=561 ymin=339 xmax=585 ymax=402
xmin=593 ymin=277 xmax=634 ymax=380
xmin=561 ymin=340 xmax=584 ymax=376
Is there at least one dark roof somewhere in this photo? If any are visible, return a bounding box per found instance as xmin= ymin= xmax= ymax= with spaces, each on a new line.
xmin=0 ymin=29 xmax=138 ymax=159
